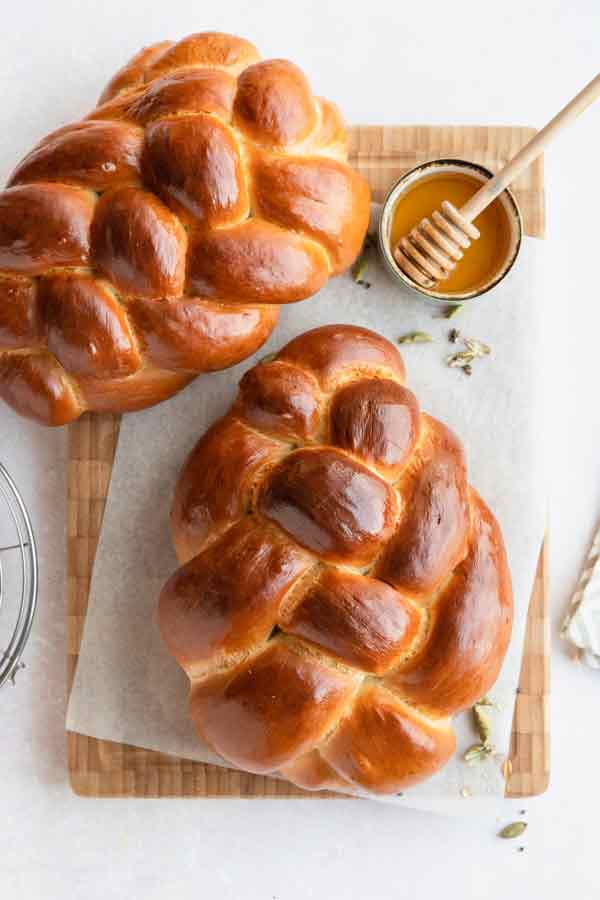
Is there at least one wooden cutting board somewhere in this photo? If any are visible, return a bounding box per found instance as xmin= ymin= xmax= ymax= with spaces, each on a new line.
xmin=67 ymin=124 xmax=549 ymax=799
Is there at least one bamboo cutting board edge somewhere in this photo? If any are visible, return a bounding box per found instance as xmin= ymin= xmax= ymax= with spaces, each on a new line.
xmin=67 ymin=124 xmax=550 ymax=799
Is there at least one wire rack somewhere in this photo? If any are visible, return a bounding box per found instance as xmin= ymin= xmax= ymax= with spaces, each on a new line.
xmin=0 ymin=463 xmax=37 ymax=689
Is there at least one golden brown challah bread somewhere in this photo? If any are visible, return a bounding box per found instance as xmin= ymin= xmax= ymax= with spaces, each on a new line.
xmin=0 ymin=32 xmax=370 ymax=425
xmin=159 ymin=324 xmax=513 ymax=795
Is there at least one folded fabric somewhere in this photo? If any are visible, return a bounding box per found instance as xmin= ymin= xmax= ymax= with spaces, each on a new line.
xmin=562 ymin=522 xmax=600 ymax=668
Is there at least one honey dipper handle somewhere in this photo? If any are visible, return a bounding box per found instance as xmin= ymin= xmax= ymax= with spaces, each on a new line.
xmin=460 ymin=71 xmax=600 ymax=223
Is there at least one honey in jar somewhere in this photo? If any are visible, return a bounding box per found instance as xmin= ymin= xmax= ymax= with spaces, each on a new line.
xmin=390 ymin=172 xmax=513 ymax=295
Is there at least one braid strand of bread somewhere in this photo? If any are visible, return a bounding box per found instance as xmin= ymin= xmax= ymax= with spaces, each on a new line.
xmin=0 ymin=33 xmax=370 ymax=425
xmin=159 ymin=325 xmax=512 ymax=796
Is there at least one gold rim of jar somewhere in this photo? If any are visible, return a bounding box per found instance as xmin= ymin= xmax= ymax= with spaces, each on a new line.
xmin=378 ymin=158 xmax=523 ymax=306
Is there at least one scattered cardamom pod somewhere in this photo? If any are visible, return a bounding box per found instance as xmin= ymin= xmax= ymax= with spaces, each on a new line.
xmin=463 ymin=337 xmax=491 ymax=357
xmin=352 ymin=256 xmax=369 ymax=283
xmin=498 ymin=822 xmax=527 ymax=840
xmin=472 ymin=705 xmax=492 ymax=745
xmin=398 ymin=331 xmax=434 ymax=345
xmin=448 ymin=328 xmax=460 ymax=344
xmin=446 ymin=333 xmax=491 ymax=373
xmin=446 ymin=350 xmax=474 ymax=368
xmin=472 ymin=696 xmax=497 ymax=745
xmin=443 ymin=304 xmax=464 ymax=319
xmin=351 ymin=233 xmax=376 ymax=286
xmin=475 ymin=696 xmax=497 ymax=708
xmin=463 ymin=742 xmax=494 ymax=764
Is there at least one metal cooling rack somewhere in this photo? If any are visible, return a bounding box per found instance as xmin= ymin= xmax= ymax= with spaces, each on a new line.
xmin=0 ymin=463 xmax=37 ymax=688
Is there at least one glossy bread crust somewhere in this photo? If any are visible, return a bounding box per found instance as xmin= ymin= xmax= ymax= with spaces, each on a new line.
xmin=0 ymin=32 xmax=370 ymax=425
xmin=160 ymin=325 xmax=513 ymax=796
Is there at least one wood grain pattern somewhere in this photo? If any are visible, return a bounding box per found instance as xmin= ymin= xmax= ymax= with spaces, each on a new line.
xmin=67 ymin=125 xmax=549 ymax=799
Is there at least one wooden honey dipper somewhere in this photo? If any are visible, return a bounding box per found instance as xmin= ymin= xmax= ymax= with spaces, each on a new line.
xmin=394 ymin=72 xmax=600 ymax=289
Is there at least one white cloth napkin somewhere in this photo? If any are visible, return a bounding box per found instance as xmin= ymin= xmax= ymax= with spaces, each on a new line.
xmin=67 ymin=232 xmax=546 ymax=813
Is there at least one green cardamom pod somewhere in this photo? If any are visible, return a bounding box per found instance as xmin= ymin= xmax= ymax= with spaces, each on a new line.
xmin=463 ymin=743 xmax=493 ymax=764
xmin=473 ymin=706 xmax=492 ymax=745
xmin=499 ymin=822 xmax=527 ymax=840
xmin=444 ymin=304 xmax=464 ymax=319
xmin=398 ymin=331 xmax=434 ymax=345
xmin=464 ymin=337 xmax=491 ymax=357
xmin=446 ymin=350 xmax=475 ymax=368
xmin=352 ymin=256 xmax=369 ymax=282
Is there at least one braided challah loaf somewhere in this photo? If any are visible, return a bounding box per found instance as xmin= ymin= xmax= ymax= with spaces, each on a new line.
xmin=0 ymin=32 xmax=370 ymax=425
xmin=159 ymin=325 xmax=513 ymax=795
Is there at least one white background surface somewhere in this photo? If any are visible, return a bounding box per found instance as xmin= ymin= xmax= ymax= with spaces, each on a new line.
xmin=1 ymin=1 xmax=599 ymax=897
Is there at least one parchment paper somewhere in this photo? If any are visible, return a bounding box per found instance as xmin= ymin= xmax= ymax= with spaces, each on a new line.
xmin=67 ymin=230 xmax=546 ymax=812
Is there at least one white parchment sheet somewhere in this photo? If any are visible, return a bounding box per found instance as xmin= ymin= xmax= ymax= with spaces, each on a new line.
xmin=67 ymin=234 xmax=546 ymax=813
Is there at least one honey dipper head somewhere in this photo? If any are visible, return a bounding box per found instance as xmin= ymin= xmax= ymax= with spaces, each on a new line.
xmin=393 ymin=201 xmax=480 ymax=289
